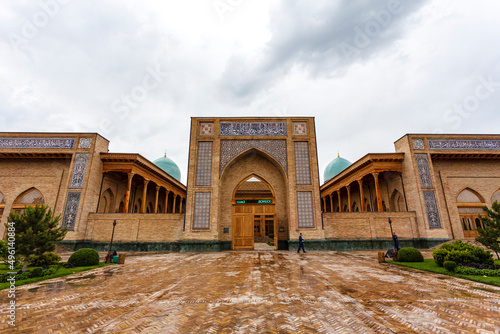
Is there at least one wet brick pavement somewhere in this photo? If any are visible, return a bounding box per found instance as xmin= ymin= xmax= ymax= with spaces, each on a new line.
xmin=1 ymin=250 xmax=500 ymax=333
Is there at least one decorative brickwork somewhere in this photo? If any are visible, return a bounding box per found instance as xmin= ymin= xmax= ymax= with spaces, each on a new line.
xmin=293 ymin=122 xmax=307 ymax=135
xmin=412 ymin=139 xmax=424 ymax=150
xmin=0 ymin=138 xmax=75 ymax=149
xmin=196 ymin=142 xmax=213 ymax=186
xmin=193 ymin=192 xmax=211 ymax=229
xmin=70 ymin=154 xmax=89 ymax=189
xmin=423 ymin=191 xmax=441 ymax=228
xmin=78 ymin=138 xmax=92 ymax=149
xmin=297 ymin=191 xmax=314 ymax=228
xmin=220 ymin=140 xmax=287 ymax=175
xmin=199 ymin=122 xmax=214 ymax=136
xmin=220 ymin=122 xmax=286 ymax=136
xmin=415 ymin=154 xmax=433 ymax=189
xmin=428 ymin=139 xmax=500 ymax=150
xmin=62 ymin=192 xmax=81 ymax=230
xmin=294 ymin=142 xmax=311 ymax=185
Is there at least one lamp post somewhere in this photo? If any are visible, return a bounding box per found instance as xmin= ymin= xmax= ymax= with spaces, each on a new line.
xmin=105 ymin=219 xmax=117 ymax=263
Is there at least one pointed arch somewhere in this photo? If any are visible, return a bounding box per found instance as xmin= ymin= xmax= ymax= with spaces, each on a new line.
xmin=232 ymin=173 xmax=276 ymax=204
xmin=491 ymin=189 xmax=500 ymax=204
xmin=0 ymin=190 xmax=5 ymax=221
xmin=222 ymin=147 xmax=287 ymax=181
xmin=15 ymin=188 xmax=44 ymax=205
xmin=98 ymin=188 xmax=115 ymax=213
xmin=457 ymin=188 xmax=485 ymax=203
xmin=390 ymin=189 xmax=406 ymax=211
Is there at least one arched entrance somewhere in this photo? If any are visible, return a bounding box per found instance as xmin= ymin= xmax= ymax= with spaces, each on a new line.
xmin=232 ymin=175 xmax=277 ymax=250
xmin=457 ymin=188 xmax=486 ymax=238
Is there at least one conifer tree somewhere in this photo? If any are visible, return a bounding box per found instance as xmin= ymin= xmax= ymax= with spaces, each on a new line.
xmin=476 ymin=201 xmax=500 ymax=260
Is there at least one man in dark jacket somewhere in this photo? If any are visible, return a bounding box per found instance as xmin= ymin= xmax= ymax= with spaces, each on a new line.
xmin=392 ymin=231 xmax=400 ymax=251
xmin=297 ymin=233 xmax=306 ymax=253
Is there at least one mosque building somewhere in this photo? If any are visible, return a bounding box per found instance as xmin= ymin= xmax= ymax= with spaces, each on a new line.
xmin=1 ymin=118 xmax=499 ymax=251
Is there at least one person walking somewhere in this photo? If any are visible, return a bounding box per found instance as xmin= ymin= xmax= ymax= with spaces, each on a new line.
xmin=297 ymin=233 xmax=306 ymax=253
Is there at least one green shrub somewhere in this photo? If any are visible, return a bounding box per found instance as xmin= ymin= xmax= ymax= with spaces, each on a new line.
xmin=68 ymin=248 xmax=100 ymax=267
xmin=455 ymin=266 xmax=500 ymax=277
xmin=42 ymin=265 xmax=59 ymax=276
xmin=16 ymin=272 xmax=32 ymax=280
xmin=443 ymin=261 xmax=457 ymax=272
xmin=397 ymin=247 xmax=424 ymax=262
xmin=30 ymin=268 xmax=44 ymax=278
xmin=29 ymin=252 xmax=62 ymax=267
xmin=432 ymin=240 xmax=493 ymax=266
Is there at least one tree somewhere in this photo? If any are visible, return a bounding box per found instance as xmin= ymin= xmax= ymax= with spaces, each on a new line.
xmin=5 ymin=204 xmax=67 ymax=272
xmin=476 ymin=201 xmax=500 ymax=260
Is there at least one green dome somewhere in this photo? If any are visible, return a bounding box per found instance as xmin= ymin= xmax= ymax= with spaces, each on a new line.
xmin=324 ymin=156 xmax=352 ymax=181
xmin=154 ymin=155 xmax=181 ymax=181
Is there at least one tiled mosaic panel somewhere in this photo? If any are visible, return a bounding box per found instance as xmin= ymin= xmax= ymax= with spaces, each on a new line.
xmin=423 ymin=191 xmax=441 ymax=228
xmin=220 ymin=140 xmax=287 ymax=175
xmin=193 ymin=192 xmax=211 ymax=229
xmin=78 ymin=138 xmax=92 ymax=148
xmin=297 ymin=191 xmax=315 ymax=228
xmin=428 ymin=139 xmax=500 ymax=150
xmin=294 ymin=142 xmax=311 ymax=185
xmin=70 ymin=154 xmax=89 ymax=189
xmin=0 ymin=138 xmax=75 ymax=148
xmin=62 ymin=192 xmax=81 ymax=230
xmin=293 ymin=122 xmax=307 ymax=135
xmin=199 ymin=122 xmax=214 ymax=136
xmin=195 ymin=142 xmax=213 ymax=186
xmin=412 ymin=139 xmax=424 ymax=150
xmin=415 ymin=154 xmax=433 ymax=189
xmin=220 ymin=122 xmax=286 ymax=136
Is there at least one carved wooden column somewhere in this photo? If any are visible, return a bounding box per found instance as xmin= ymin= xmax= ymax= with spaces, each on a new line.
xmin=123 ymin=172 xmax=135 ymax=213
xmin=172 ymin=194 xmax=177 ymax=213
xmin=322 ymin=197 xmax=327 ymax=212
xmin=329 ymin=194 xmax=334 ymax=213
xmin=372 ymin=172 xmax=383 ymax=212
xmin=357 ymin=179 xmax=366 ymax=212
xmin=141 ymin=179 xmax=150 ymax=213
xmin=154 ymin=185 xmax=160 ymax=213
xmin=346 ymin=185 xmax=352 ymax=212
xmin=164 ymin=190 xmax=169 ymax=213
xmin=337 ymin=190 xmax=342 ymax=212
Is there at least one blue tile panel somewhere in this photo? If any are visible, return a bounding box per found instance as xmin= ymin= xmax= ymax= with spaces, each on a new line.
xmin=415 ymin=154 xmax=433 ymax=189
xmin=196 ymin=142 xmax=213 ymax=186
xmin=412 ymin=139 xmax=424 ymax=150
xmin=193 ymin=192 xmax=211 ymax=229
xmin=219 ymin=140 xmax=288 ymax=175
xmin=78 ymin=138 xmax=92 ymax=148
xmin=220 ymin=122 xmax=287 ymax=136
xmin=0 ymin=138 xmax=75 ymax=148
xmin=62 ymin=192 xmax=81 ymax=230
xmin=423 ymin=191 xmax=441 ymax=228
xmin=294 ymin=142 xmax=311 ymax=185
xmin=297 ymin=191 xmax=315 ymax=228
xmin=428 ymin=139 xmax=500 ymax=150
xmin=70 ymin=154 xmax=89 ymax=189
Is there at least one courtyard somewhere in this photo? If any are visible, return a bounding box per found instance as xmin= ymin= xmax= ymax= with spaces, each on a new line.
xmin=2 ymin=249 xmax=500 ymax=333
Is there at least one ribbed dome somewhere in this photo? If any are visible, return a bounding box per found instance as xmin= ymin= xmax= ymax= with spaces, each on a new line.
xmin=324 ymin=156 xmax=352 ymax=181
xmin=154 ymin=154 xmax=181 ymax=181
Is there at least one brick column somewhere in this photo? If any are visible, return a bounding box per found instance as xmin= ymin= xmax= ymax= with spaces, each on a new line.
xmin=123 ymin=172 xmax=135 ymax=213
xmin=154 ymin=185 xmax=160 ymax=213
xmin=357 ymin=179 xmax=366 ymax=212
xmin=141 ymin=179 xmax=150 ymax=213
xmin=372 ymin=172 xmax=383 ymax=212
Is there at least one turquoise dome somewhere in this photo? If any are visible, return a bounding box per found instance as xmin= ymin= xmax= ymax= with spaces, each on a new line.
xmin=324 ymin=156 xmax=352 ymax=181
xmin=154 ymin=154 xmax=181 ymax=181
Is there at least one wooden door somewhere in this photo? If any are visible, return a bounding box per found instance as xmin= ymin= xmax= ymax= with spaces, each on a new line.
xmin=233 ymin=215 xmax=254 ymax=249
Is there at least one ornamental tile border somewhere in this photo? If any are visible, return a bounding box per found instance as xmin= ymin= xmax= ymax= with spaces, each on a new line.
xmin=415 ymin=154 xmax=433 ymax=189
xmin=428 ymin=139 xmax=500 ymax=150
xmin=78 ymin=138 xmax=92 ymax=149
xmin=193 ymin=192 xmax=211 ymax=229
xmin=199 ymin=122 xmax=214 ymax=136
xmin=423 ymin=191 xmax=441 ymax=228
xmin=219 ymin=122 xmax=287 ymax=136
xmin=412 ymin=139 xmax=425 ymax=150
xmin=70 ymin=154 xmax=89 ymax=189
xmin=297 ymin=191 xmax=314 ymax=228
xmin=0 ymin=138 xmax=75 ymax=149
xmin=62 ymin=192 xmax=81 ymax=231
xmin=293 ymin=122 xmax=307 ymax=136
xmin=219 ymin=140 xmax=287 ymax=175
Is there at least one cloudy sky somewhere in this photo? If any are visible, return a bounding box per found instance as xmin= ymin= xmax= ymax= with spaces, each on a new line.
xmin=2 ymin=0 xmax=500 ymax=183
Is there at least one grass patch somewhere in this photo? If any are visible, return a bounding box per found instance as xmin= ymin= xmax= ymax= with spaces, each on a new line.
xmin=0 ymin=263 xmax=114 ymax=290
xmin=388 ymin=259 xmax=500 ymax=287
xmin=267 ymin=242 xmax=274 ymax=246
